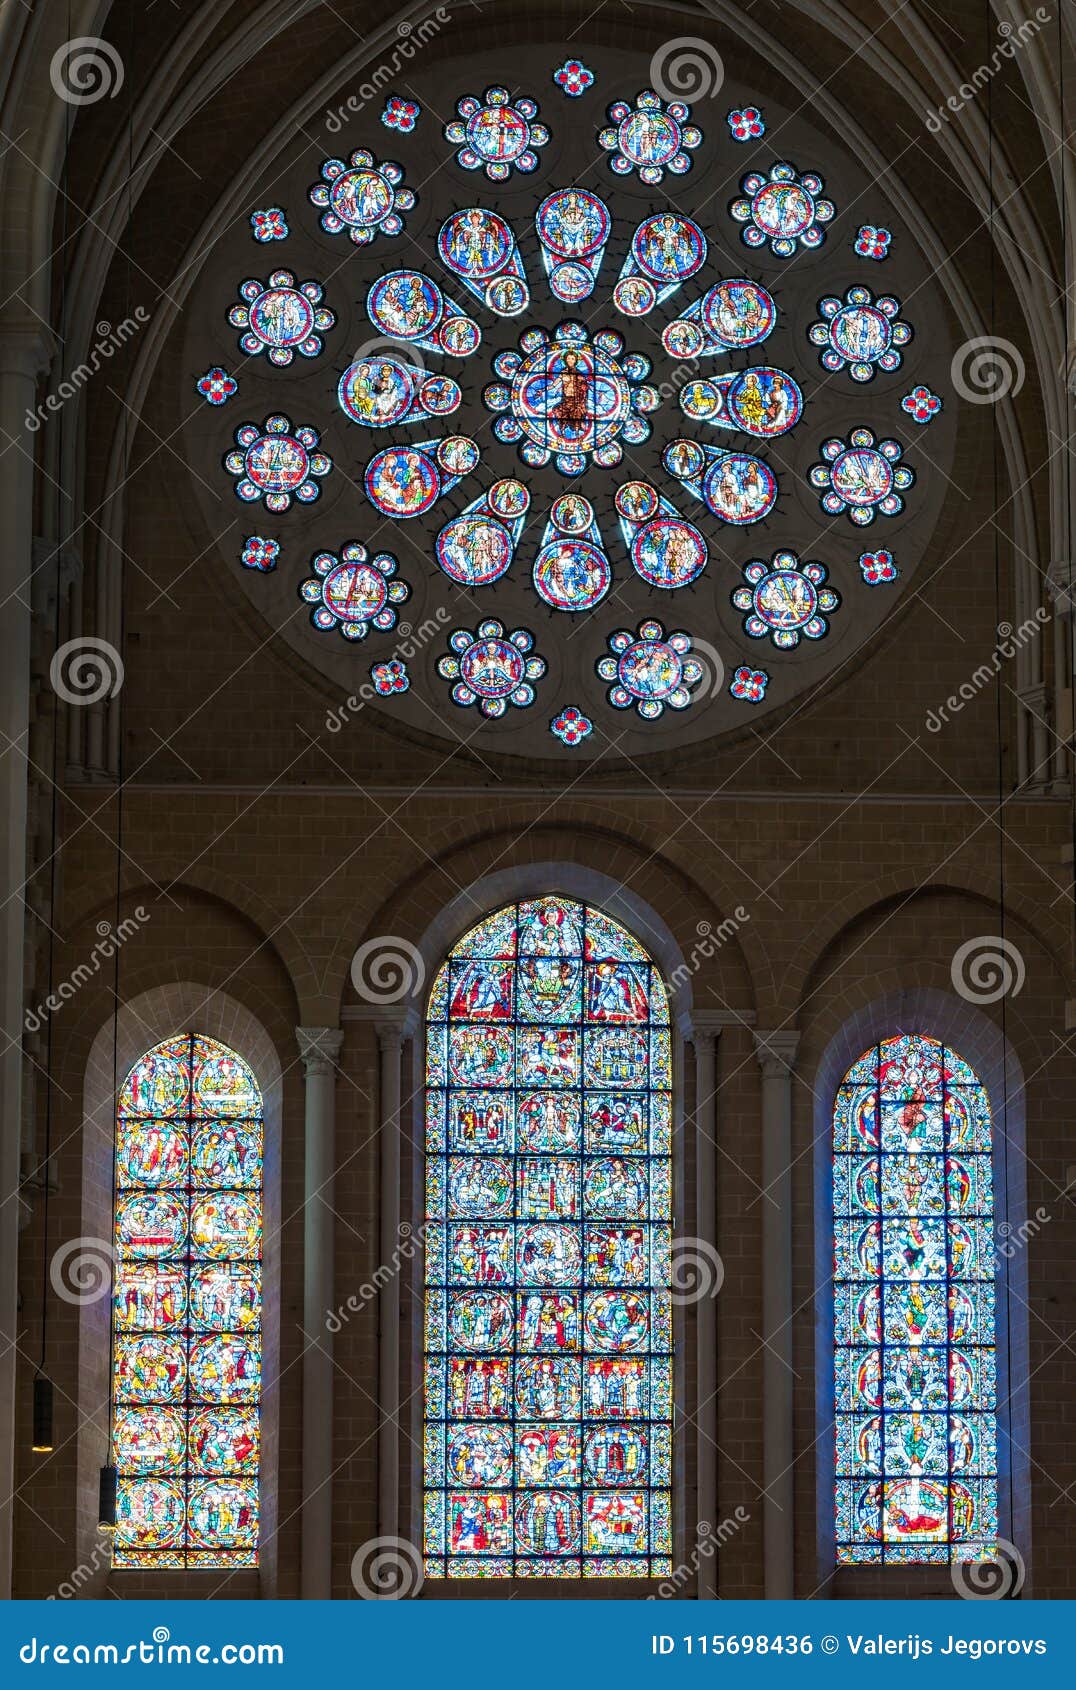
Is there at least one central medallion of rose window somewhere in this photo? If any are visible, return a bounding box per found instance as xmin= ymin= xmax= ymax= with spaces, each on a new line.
xmin=484 ymin=321 xmax=658 ymax=476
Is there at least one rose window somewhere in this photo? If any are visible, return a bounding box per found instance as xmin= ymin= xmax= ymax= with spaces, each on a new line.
xmin=189 ymin=42 xmax=952 ymax=758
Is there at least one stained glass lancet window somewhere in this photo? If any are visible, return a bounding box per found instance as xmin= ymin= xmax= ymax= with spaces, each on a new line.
xmin=832 ymin=1033 xmax=998 ymax=1564
xmin=423 ymin=895 xmax=673 ymax=1577
xmin=111 ymin=1035 xmax=263 ymax=1568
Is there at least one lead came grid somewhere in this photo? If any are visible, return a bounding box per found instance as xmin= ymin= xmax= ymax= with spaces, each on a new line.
xmin=111 ymin=1034 xmax=263 ymax=1568
xmin=832 ymin=1034 xmax=999 ymax=1564
xmin=423 ymin=897 xmax=673 ymax=1577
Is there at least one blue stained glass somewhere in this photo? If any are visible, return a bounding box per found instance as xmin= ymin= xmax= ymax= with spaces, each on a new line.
xmin=112 ymin=1036 xmax=263 ymax=1570
xmin=832 ymin=1034 xmax=998 ymax=1563
xmin=425 ymin=898 xmax=672 ymax=1576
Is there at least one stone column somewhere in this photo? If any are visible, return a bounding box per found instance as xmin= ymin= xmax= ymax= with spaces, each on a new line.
xmin=296 ymin=1026 xmax=343 ymax=1599
xmin=0 ymin=323 xmax=55 ymax=1599
xmin=753 ymin=1030 xmax=800 ymax=1600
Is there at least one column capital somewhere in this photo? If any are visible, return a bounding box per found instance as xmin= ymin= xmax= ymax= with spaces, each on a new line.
xmin=753 ymin=1029 xmax=800 ymax=1078
xmin=680 ymin=1008 xmax=754 ymax=1045
xmin=296 ymin=1025 xmax=344 ymax=1076
xmin=1045 ymin=557 xmax=1075 ymax=618
xmin=343 ymin=1003 xmax=418 ymax=1044
xmin=0 ymin=320 xmax=57 ymax=382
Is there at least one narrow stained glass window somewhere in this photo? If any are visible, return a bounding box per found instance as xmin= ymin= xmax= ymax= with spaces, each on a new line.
xmin=111 ymin=1035 xmax=263 ymax=1568
xmin=832 ymin=1033 xmax=999 ymax=1564
xmin=423 ymin=895 xmax=673 ymax=1578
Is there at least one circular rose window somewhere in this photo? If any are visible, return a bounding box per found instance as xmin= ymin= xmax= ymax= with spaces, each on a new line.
xmin=184 ymin=38 xmax=955 ymax=761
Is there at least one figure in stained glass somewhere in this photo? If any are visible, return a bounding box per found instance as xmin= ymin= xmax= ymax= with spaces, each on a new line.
xmin=832 ymin=1035 xmax=998 ymax=1565
xmin=424 ymin=898 xmax=672 ymax=1577
xmin=112 ymin=1036 xmax=263 ymax=1569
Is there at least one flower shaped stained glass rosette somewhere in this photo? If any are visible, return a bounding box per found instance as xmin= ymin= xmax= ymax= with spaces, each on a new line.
xmin=730 ymin=162 xmax=835 ymax=258
xmin=550 ymin=706 xmax=592 ymax=744
xmin=663 ymin=437 xmax=778 ymax=526
xmin=809 ymin=428 xmax=914 ymax=525
xmin=382 ymin=95 xmax=419 ymax=132
xmin=364 ymin=436 xmax=480 ymax=520
xmin=680 ymin=365 xmax=802 ymax=440
xmin=366 ymin=271 xmax=481 ymax=359
xmin=228 ymin=271 xmax=335 ymax=366
xmin=536 ymin=190 xmax=611 ymax=305
xmin=809 ymin=286 xmax=912 ymax=382
xmin=597 ymin=619 xmax=703 ymax=719
xmin=251 ymin=207 xmax=287 ymax=242
xmin=485 ymin=321 xmax=658 ymax=477
xmin=730 ymin=664 xmax=768 ymax=702
xmin=198 ymin=367 xmax=237 ymax=405
xmin=242 ymin=536 xmax=278 ymax=572
xmin=555 ymin=60 xmax=594 ymax=97
xmin=338 ymin=354 xmax=461 ymax=429
xmin=728 ymin=107 xmax=765 ymax=141
xmin=438 ymin=208 xmax=530 ymax=317
xmin=372 ymin=659 xmax=409 ymax=694
xmin=308 ymin=149 xmax=414 ymax=245
xmin=614 ymin=213 xmax=706 ymax=318
xmin=855 ymin=224 xmax=891 ymax=260
xmin=615 ymin=481 xmax=707 ymax=590
xmin=902 ymin=385 xmax=942 ymax=424
xmin=299 ymin=543 xmax=410 ymax=641
xmin=438 ymin=619 xmax=546 ymax=717
xmin=732 ymin=551 xmax=840 ymax=648
xmin=859 ymin=548 xmax=898 ymax=584
xmin=598 ymin=89 xmax=701 ymax=184
xmin=436 ymin=478 xmax=530 ymax=587
xmin=224 ymin=415 xmax=331 ymax=512
xmin=662 ymin=278 xmax=776 ymax=360
xmin=531 ymin=493 xmax=612 ymax=612
xmin=445 ymin=86 xmax=549 ymax=180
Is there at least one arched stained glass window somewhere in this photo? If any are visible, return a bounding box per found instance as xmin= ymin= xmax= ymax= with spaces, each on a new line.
xmin=111 ymin=1035 xmax=263 ymax=1569
xmin=832 ymin=1033 xmax=998 ymax=1564
xmin=423 ymin=895 xmax=673 ymax=1578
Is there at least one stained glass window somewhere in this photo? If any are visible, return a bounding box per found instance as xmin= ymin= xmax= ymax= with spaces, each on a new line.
xmin=832 ymin=1033 xmax=998 ymax=1565
xmin=111 ymin=1035 xmax=263 ymax=1569
xmin=423 ymin=896 xmax=673 ymax=1578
